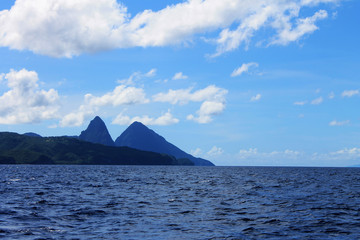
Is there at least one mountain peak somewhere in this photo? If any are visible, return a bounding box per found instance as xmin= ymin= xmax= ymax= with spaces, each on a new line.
xmin=129 ymin=121 xmax=146 ymax=127
xmin=93 ymin=116 xmax=102 ymax=121
xmin=115 ymin=121 xmax=214 ymax=166
xmin=79 ymin=116 xmax=115 ymax=146
xmin=128 ymin=121 xmax=149 ymax=129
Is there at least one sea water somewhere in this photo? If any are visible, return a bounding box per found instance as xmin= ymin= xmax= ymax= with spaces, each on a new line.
xmin=0 ymin=165 xmax=359 ymax=239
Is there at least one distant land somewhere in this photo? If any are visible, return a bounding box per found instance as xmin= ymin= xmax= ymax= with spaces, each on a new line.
xmin=115 ymin=121 xmax=214 ymax=166
xmin=79 ymin=116 xmax=115 ymax=147
xmin=0 ymin=116 xmax=214 ymax=166
xmin=0 ymin=132 xmax=193 ymax=166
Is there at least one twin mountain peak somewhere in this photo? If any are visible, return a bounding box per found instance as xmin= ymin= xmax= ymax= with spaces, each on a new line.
xmin=79 ymin=116 xmax=214 ymax=166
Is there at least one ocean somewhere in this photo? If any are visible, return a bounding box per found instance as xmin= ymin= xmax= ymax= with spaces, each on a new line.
xmin=0 ymin=165 xmax=359 ymax=239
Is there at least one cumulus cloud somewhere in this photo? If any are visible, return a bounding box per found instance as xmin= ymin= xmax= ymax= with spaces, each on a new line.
xmin=0 ymin=0 xmax=128 ymax=57
xmin=342 ymin=90 xmax=359 ymax=98
xmin=191 ymin=148 xmax=203 ymax=157
xmin=60 ymin=84 xmax=149 ymax=127
xmin=311 ymin=96 xmax=323 ymax=105
xmin=84 ymin=85 xmax=149 ymax=107
xmin=154 ymin=85 xmax=227 ymax=124
xmin=329 ymin=147 xmax=360 ymax=159
xmin=187 ymin=100 xmax=226 ymax=124
xmin=0 ymin=0 xmax=340 ymax=57
xmin=207 ymin=146 xmax=224 ymax=157
xmin=172 ymin=72 xmax=188 ymax=80
xmin=0 ymin=69 xmax=59 ymax=124
xmin=329 ymin=120 xmax=350 ymax=126
xmin=270 ymin=10 xmax=328 ymax=45
xmin=59 ymin=107 xmax=93 ymax=128
xmin=250 ymin=94 xmax=261 ymax=102
xmin=312 ymin=147 xmax=360 ymax=165
xmin=231 ymin=62 xmax=258 ymax=77
xmin=112 ymin=110 xmax=179 ymax=126
xmin=153 ymin=85 xmax=227 ymax=105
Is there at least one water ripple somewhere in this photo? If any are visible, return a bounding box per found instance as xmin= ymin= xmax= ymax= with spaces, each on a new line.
xmin=0 ymin=165 xmax=359 ymax=239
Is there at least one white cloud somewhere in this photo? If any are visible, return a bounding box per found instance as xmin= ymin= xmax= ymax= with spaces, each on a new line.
xmin=191 ymin=148 xmax=203 ymax=157
xmin=112 ymin=110 xmax=179 ymax=126
xmin=154 ymin=85 xmax=227 ymax=124
xmin=118 ymin=69 xmax=156 ymax=86
xmin=234 ymin=148 xmax=303 ymax=166
xmin=207 ymin=146 xmax=224 ymax=157
xmin=328 ymin=92 xmax=335 ymax=99
xmin=211 ymin=145 xmax=360 ymax=166
xmin=237 ymin=148 xmax=302 ymax=162
xmin=59 ymin=109 xmax=92 ymax=128
xmin=0 ymin=69 xmax=59 ymax=124
xmin=187 ymin=100 xmax=226 ymax=124
xmin=0 ymin=0 xmax=340 ymax=57
xmin=329 ymin=120 xmax=350 ymax=126
xmin=231 ymin=62 xmax=258 ymax=77
xmin=60 ymin=84 xmax=149 ymax=127
xmin=312 ymin=147 xmax=360 ymax=165
xmin=153 ymin=85 xmax=227 ymax=105
xmin=342 ymin=90 xmax=359 ymax=98
xmin=0 ymin=0 xmax=128 ymax=57
xmin=250 ymin=94 xmax=261 ymax=102
xmin=329 ymin=147 xmax=360 ymax=158
xmin=144 ymin=68 xmax=157 ymax=78
xmin=84 ymin=85 xmax=149 ymax=107
xmin=311 ymin=96 xmax=323 ymax=105
xmin=172 ymin=72 xmax=188 ymax=80
xmin=238 ymin=148 xmax=259 ymax=157
xmin=271 ymin=10 xmax=328 ymax=45
xmin=294 ymin=101 xmax=307 ymax=105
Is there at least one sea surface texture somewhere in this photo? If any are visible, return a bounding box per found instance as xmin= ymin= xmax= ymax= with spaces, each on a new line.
xmin=0 ymin=165 xmax=359 ymax=239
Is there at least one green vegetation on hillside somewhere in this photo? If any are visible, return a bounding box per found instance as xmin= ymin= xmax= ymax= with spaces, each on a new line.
xmin=0 ymin=132 xmax=194 ymax=166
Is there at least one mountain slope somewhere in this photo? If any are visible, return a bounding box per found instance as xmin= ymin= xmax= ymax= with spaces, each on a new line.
xmin=23 ymin=132 xmax=42 ymax=138
xmin=0 ymin=132 xmax=193 ymax=166
xmin=115 ymin=122 xmax=214 ymax=166
xmin=79 ymin=116 xmax=114 ymax=146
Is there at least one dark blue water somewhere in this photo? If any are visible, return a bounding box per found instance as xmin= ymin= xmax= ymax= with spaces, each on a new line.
xmin=0 ymin=165 xmax=359 ymax=239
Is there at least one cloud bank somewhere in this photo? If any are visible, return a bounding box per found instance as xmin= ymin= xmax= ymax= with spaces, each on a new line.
xmin=58 ymin=70 xmax=228 ymax=127
xmin=60 ymin=84 xmax=149 ymax=127
xmin=0 ymin=0 xmax=340 ymax=57
xmin=112 ymin=110 xmax=179 ymax=126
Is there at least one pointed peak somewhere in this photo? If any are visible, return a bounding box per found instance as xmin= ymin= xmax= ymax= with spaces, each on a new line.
xmin=114 ymin=119 xmax=214 ymax=166
xmin=92 ymin=116 xmax=103 ymax=122
xmin=130 ymin=121 xmax=144 ymax=125
xmin=87 ymin=116 xmax=106 ymax=128
xmin=128 ymin=121 xmax=149 ymax=129
xmin=79 ymin=116 xmax=114 ymax=146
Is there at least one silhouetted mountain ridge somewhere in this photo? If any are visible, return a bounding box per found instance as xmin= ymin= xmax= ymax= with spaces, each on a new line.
xmin=23 ymin=132 xmax=42 ymax=138
xmin=79 ymin=116 xmax=115 ymax=146
xmin=115 ymin=121 xmax=214 ymax=166
xmin=1 ymin=116 xmax=214 ymax=166
xmin=0 ymin=132 xmax=193 ymax=166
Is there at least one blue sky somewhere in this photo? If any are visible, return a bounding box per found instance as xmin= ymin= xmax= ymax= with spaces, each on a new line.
xmin=0 ymin=0 xmax=359 ymax=166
